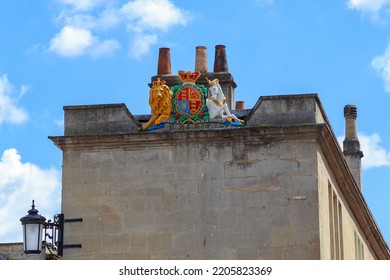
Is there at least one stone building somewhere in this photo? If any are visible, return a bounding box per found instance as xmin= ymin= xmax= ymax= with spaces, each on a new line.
xmin=0 ymin=242 xmax=45 ymax=260
xmin=28 ymin=46 xmax=390 ymax=260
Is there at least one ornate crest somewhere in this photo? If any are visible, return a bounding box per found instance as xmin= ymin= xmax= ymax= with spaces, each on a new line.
xmin=141 ymin=70 xmax=243 ymax=131
xmin=171 ymin=71 xmax=209 ymax=124
xmin=176 ymin=83 xmax=204 ymax=117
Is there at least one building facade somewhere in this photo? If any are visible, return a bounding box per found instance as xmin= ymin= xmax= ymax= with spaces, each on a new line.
xmin=0 ymin=242 xmax=45 ymax=260
xmin=8 ymin=45 xmax=389 ymax=260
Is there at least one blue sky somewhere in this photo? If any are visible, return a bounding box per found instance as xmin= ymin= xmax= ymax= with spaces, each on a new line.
xmin=0 ymin=0 xmax=390 ymax=248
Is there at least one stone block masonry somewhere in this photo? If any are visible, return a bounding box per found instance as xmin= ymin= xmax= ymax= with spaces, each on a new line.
xmin=49 ymin=94 xmax=389 ymax=259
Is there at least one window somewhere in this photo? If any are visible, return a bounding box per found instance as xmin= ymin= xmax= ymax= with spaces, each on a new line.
xmin=338 ymin=201 xmax=344 ymax=259
xmin=328 ymin=183 xmax=334 ymax=259
xmin=328 ymin=182 xmax=344 ymax=260
xmin=355 ymin=232 xmax=364 ymax=260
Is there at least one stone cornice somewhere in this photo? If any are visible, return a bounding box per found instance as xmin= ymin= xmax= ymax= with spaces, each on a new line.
xmin=49 ymin=124 xmax=322 ymax=151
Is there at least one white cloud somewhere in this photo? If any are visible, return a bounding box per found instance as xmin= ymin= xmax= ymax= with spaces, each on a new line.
xmin=120 ymin=0 xmax=189 ymax=56
xmin=0 ymin=75 xmax=28 ymax=125
xmin=130 ymin=33 xmax=157 ymax=59
xmin=347 ymin=0 xmax=390 ymax=13
xmin=98 ymin=7 xmax=121 ymax=30
xmin=57 ymin=7 xmax=120 ymax=30
xmin=91 ymin=39 xmax=121 ymax=58
xmin=19 ymin=85 xmax=31 ymax=99
xmin=50 ymin=0 xmax=189 ymax=58
xmin=49 ymin=26 xmax=119 ymax=57
xmin=372 ymin=44 xmax=390 ymax=92
xmin=338 ymin=132 xmax=390 ymax=169
xmin=53 ymin=118 xmax=64 ymax=128
xmin=49 ymin=26 xmax=94 ymax=56
xmin=359 ymin=132 xmax=390 ymax=169
xmin=0 ymin=149 xmax=61 ymax=242
xmin=347 ymin=0 xmax=390 ymax=21
xmin=120 ymin=0 xmax=189 ymax=32
xmin=59 ymin=0 xmax=111 ymax=11
xmin=58 ymin=12 xmax=97 ymax=29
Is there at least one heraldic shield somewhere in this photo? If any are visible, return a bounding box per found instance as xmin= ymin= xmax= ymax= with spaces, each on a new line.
xmin=171 ymin=71 xmax=209 ymax=124
xmin=176 ymin=83 xmax=204 ymax=117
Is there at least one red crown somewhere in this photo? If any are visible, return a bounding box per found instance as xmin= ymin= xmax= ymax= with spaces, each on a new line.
xmin=152 ymin=77 xmax=166 ymax=86
xmin=178 ymin=71 xmax=201 ymax=83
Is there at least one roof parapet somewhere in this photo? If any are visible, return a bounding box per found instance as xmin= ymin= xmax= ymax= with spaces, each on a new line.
xmin=245 ymin=94 xmax=329 ymax=126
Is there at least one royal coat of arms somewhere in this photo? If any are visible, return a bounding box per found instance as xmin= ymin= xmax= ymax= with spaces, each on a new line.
xmin=141 ymin=70 xmax=243 ymax=130
xmin=171 ymin=71 xmax=209 ymax=124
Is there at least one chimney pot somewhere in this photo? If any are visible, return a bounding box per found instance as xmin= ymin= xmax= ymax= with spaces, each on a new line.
xmin=344 ymin=104 xmax=358 ymax=139
xmin=214 ymin=45 xmax=228 ymax=72
xmin=235 ymin=101 xmax=245 ymax=110
xmin=195 ymin=46 xmax=208 ymax=73
xmin=157 ymin=47 xmax=171 ymax=75
xmin=344 ymin=104 xmax=357 ymax=119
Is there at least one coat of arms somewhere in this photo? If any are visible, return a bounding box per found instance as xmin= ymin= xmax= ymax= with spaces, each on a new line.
xmin=141 ymin=70 xmax=243 ymax=130
xmin=171 ymin=71 xmax=209 ymax=124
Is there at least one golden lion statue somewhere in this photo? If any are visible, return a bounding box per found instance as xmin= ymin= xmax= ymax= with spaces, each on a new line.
xmin=141 ymin=78 xmax=172 ymax=130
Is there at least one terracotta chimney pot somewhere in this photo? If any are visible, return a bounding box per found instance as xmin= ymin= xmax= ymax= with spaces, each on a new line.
xmin=214 ymin=45 xmax=228 ymax=72
xmin=195 ymin=46 xmax=208 ymax=73
xmin=157 ymin=47 xmax=171 ymax=75
xmin=235 ymin=101 xmax=245 ymax=110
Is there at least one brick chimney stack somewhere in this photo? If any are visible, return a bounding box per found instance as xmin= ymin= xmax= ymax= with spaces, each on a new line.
xmin=343 ymin=105 xmax=364 ymax=190
xmin=195 ymin=46 xmax=208 ymax=73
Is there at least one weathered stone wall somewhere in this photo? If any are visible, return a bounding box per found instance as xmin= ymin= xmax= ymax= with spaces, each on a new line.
xmin=64 ymin=103 xmax=141 ymax=136
xmin=60 ymin=128 xmax=321 ymax=259
xmin=246 ymin=94 xmax=327 ymax=126
xmin=0 ymin=242 xmax=45 ymax=260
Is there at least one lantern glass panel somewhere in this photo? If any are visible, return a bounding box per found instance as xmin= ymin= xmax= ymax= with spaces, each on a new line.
xmin=23 ymin=223 xmax=43 ymax=252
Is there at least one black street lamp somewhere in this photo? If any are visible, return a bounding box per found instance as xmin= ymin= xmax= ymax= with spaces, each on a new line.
xmin=20 ymin=200 xmax=46 ymax=254
xmin=20 ymin=200 xmax=82 ymax=259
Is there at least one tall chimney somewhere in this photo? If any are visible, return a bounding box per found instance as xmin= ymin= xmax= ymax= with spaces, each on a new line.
xmin=195 ymin=46 xmax=208 ymax=73
xmin=197 ymin=45 xmax=236 ymax=109
xmin=214 ymin=45 xmax=228 ymax=72
xmin=343 ymin=105 xmax=364 ymax=190
xmin=157 ymin=47 xmax=171 ymax=75
xmin=151 ymin=47 xmax=181 ymax=89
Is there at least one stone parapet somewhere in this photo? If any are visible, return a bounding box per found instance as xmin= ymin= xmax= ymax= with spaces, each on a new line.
xmin=60 ymin=94 xmax=329 ymax=137
xmin=64 ymin=103 xmax=141 ymax=136
xmin=246 ymin=94 xmax=328 ymax=126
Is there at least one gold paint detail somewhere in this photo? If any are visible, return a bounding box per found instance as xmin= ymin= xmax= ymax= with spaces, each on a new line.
xmin=180 ymin=118 xmax=199 ymax=125
xmin=178 ymin=71 xmax=201 ymax=83
xmin=140 ymin=78 xmax=172 ymax=130
xmin=205 ymin=77 xmax=219 ymax=87
xmin=211 ymin=96 xmax=227 ymax=107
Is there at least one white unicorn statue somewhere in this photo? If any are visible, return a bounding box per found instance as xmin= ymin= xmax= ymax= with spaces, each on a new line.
xmin=206 ymin=77 xmax=243 ymax=123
